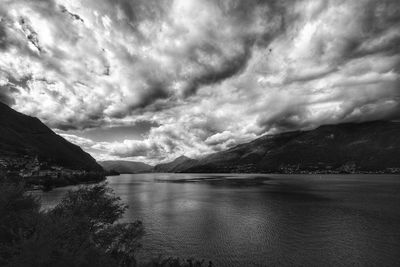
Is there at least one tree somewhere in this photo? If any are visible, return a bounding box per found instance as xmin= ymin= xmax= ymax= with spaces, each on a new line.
xmin=0 ymin=182 xmax=144 ymax=267
xmin=0 ymin=182 xmax=41 ymax=266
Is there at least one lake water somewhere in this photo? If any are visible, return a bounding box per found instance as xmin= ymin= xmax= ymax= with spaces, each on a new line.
xmin=36 ymin=173 xmax=400 ymax=266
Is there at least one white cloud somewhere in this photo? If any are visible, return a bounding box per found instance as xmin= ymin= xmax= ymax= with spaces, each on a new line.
xmin=0 ymin=0 xmax=399 ymax=162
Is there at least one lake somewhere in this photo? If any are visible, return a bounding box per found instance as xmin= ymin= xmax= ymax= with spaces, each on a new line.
xmin=36 ymin=173 xmax=400 ymax=266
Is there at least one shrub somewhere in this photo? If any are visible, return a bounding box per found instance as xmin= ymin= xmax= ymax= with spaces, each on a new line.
xmin=0 ymin=180 xmax=210 ymax=267
xmin=0 ymin=182 xmax=41 ymax=265
xmin=0 ymin=182 xmax=144 ymax=267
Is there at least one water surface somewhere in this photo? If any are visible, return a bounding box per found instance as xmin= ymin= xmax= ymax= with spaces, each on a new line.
xmin=37 ymin=173 xmax=400 ymax=266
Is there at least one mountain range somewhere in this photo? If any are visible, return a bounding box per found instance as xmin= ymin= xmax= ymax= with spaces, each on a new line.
xmin=1 ymin=101 xmax=399 ymax=176
xmin=0 ymin=102 xmax=102 ymax=172
xmin=99 ymin=160 xmax=153 ymax=174
xmin=153 ymin=156 xmax=199 ymax=172
xmin=153 ymin=121 xmax=400 ymax=174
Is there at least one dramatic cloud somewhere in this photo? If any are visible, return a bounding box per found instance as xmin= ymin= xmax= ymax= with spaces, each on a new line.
xmin=0 ymin=0 xmax=399 ymax=163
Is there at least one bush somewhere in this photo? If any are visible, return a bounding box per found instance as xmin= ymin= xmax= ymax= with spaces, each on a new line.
xmin=0 ymin=180 xmax=211 ymax=267
xmin=51 ymin=184 xmax=127 ymax=230
xmin=0 ymin=182 xmax=144 ymax=267
xmin=144 ymin=257 xmax=212 ymax=267
xmin=0 ymin=182 xmax=41 ymax=265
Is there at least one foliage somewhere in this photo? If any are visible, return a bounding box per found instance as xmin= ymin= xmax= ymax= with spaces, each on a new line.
xmin=144 ymin=257 xmax=212 ymax=267
xmin=51 ymin=184 xmax=127 ymax=231
xmin=0 ymin=182 xmax=41 ymax=265
xmin=95 ymin=221 xmax=144 ymax=267
xmin=0 ymin=179 xmax=211 ymax=266
xmin=0 ymin=182 xmax=144 ymax=267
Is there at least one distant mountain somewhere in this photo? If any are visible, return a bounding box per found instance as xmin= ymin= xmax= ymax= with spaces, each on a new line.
xmin=0 ymin=102 xmax=103 ymax=172
xmin=99 ymin=160 xmax=153 ymax=174
xmin=154 ymin=156 xmax=199 ymax=173
xmin=182 ymin=121 xmax=400 ymax=174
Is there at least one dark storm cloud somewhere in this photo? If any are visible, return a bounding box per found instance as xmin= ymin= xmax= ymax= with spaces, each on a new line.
xmin=0 ymin=88 xmax=16 ymax=106
xmin=108 ymin=0 xmax=170 ymax=23
xmin=1 ymin=0 xmax=400 ymax=162
xmin=59 ymin=5 xmax=84 ymax=23
xmin=249 ymin=0 xmax=400 ymax=134
xmin=0 ymin=0 xmax=287 ymax=125
xmin=20 ymin=18 xmax=43 ymax=52
xmin=182 ymin=42 xmax=253 ymax=97
xmin=0 ymin=73 xmax=32 ymax=106
xmin=257 ymin=81 xmax=400 ymax=134
xmin=0 ymin=19 xmax=8 ymax=50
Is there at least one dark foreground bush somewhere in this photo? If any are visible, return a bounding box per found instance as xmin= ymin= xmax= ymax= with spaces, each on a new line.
xmin=0 ymin=181 xmax=144 ymax=267
xmin=0 ymin=178 xmax=213 ymax=267
xmin=144 ymin=257 xmax=213 ymax=267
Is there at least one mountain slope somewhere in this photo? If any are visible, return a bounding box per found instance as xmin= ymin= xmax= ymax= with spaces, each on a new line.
xmin=154 ymin=156 xmax=199 ymax=173
xmin=99 ymin=161 xmax=153 ymax=173
xmin=183 ymin=121 xmax=400 ymax=173
xmin=0 ymin=102 xmax=103 ymax=172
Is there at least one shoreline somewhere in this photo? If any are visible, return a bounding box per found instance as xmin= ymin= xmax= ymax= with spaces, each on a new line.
xmin=32 ymin=172 xmax=400 ymax=192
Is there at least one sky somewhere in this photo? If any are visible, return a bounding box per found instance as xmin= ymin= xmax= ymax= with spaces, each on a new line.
xmin=0 ymin=0 xmax=399 ymax=164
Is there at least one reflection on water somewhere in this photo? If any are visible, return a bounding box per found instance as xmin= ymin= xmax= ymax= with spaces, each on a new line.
xmin=36 ymin=173 xmax=400 ymax=266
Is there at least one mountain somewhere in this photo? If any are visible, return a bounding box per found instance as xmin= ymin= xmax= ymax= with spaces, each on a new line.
xmin=154 ymin=156 xmax=199 ymax=173
xmin=182 ymin=121 xmax=400 ymax=174
xmin=99 ymin=160 xmax=153 ymax=174
xmin=0 ymin=102 xmax=103 ymax=172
